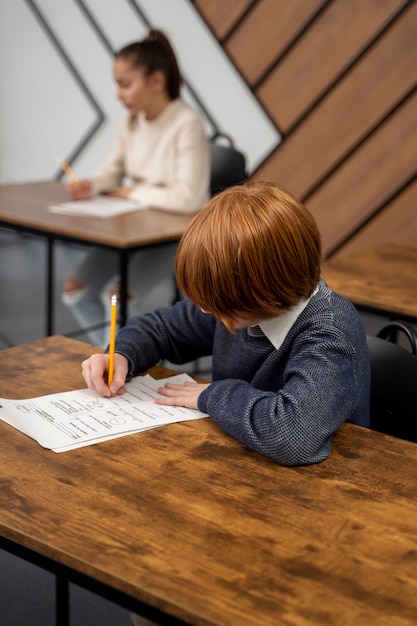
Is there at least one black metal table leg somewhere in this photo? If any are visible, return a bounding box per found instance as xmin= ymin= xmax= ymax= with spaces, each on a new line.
xmin=118 ymin=249 xmax=129 ymax=327
xmin=56 ymin=575 xmax=70 ymax=626
xmin=46 ymin=236 xmax=54 ymax=336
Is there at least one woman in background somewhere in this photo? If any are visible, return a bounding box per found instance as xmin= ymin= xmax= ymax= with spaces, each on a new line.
xmin=63 ymin=29 xmax=210 ymax=346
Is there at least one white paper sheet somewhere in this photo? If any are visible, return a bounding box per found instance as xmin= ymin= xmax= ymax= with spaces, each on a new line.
xmin=0 ymin=373 xmax=207 ymax=452
xmin=49 ymin=196 xmax=147 ymax=218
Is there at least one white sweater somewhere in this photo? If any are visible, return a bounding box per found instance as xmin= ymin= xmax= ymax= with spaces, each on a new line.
xmin=91 ymin=99 xmax=210 ymax=213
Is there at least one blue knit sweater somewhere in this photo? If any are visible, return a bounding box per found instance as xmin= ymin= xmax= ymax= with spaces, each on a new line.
xmin=115 ymin=279 xmax=370 ymax=466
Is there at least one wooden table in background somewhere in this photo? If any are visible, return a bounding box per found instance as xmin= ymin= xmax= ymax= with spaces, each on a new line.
xmin=322 ymin=243 xmax=417 ymax=322
xmin=1 ymin=336 xmax=417 ymax=625
xmin=0 ymin=181 xmax=193 ymax=333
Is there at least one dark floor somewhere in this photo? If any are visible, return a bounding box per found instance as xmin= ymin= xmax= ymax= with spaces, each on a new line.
xmin=0 ymin=550 xmax=133 ymax=626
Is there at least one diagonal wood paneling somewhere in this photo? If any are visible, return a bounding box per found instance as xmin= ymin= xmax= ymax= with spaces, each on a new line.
xmin=224 ymin=0 xmax=326 ymax=87
xmin=306 ymin=91 xmax=417 ymax=255
xmin=193 ymin=0 xmax=254 ymax=40
xmin=254 ymin=4 xmax=417 ymax=198
xmin=257 ymin=0 xmax=407 ymax=133
xmin=194 ymin=0 xmax=417 ymax=260
xmin=330 ymin=177 xmax=417 ymax=259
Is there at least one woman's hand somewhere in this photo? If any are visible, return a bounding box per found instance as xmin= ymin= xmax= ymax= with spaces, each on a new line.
xmin=155 ymin=381 xmax=211 ymax=410
xmin=67 ymin=180 xmax=92 ymax=200
xmin=82 ymin=353 xmax=129 ymax=397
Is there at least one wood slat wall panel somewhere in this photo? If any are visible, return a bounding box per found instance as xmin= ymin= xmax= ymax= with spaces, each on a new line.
xmin=257 ymin=0 xmax=406 ymax=133
xmin=225 ymin=0 xmax=325 ymax=86
xmin=306 ymin=92 xmax=417 ymax=257
xmin=192 ymin=0 xmax=253 ymax=40
xmin=330 ymin=179 xmax=417 ymax=260
xmin=252 ymin=4 xmax=417 ymax=198
xmin=194 ymin=0 xmax=417 ymax=259
xmin=252 ymin=4 xmax=417 ymax=197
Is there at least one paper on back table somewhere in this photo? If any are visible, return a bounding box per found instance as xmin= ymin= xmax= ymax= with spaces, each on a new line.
xmin=49 ymin=196 xmax=146 ymax=218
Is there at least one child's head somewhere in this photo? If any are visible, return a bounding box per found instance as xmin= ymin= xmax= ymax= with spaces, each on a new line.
xmin=176 ymin=181 xmax=322 ymax=331
xmin=114 ymin=30 xmax=182 ymax=115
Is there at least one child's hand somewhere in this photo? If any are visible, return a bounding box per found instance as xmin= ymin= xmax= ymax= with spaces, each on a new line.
xmin=155 ymin=381 xmax=211 ymax=410
xmin=82 ymin=353 xmax=129 ymax=398
xmin=67 ymin=180 xmax=92 ymax=199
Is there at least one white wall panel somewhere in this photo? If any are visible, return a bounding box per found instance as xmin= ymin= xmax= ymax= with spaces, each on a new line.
xmin=0 ymin=0 xmax=96 ymax=182
xmin=0 ymin=0 xmax=280 ymax=185
xmin=82 ymin=0 xmax=149 ymax=50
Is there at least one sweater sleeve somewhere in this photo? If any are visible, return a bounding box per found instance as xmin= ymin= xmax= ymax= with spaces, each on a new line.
xmin=114 ymin=299 xmax=216 ymax=375
xmin=90 ymin=126 xmax=126 ymax=195
xmin=127 ymin=116 xmax=210 ymax=213
xmin=198 ymin=328 xmax=362 ymax=467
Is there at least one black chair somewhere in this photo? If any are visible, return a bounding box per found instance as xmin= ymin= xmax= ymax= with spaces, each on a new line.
xmin=367 ymin=320 xmax=417 ymax=442
xmin=210 ymin=132 xmax=247 ymax=196
xmin=173 ymin=133 xmax=247 ymax=373
xmin=172 ymin=132 xmax=247 ymax=305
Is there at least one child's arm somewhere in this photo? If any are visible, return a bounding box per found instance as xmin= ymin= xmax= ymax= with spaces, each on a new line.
xmin=113 ymin=300 xmax=216 ymax=375
xmin=197 ymin=331 xmax=365 ymax=467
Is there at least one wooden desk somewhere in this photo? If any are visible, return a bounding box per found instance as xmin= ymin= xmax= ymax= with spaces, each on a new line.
xmin=0 ymin=181 xmax=193 ymax=333
xmin=1 ymin=336 xmax=417 ymax=626
xmin=322 ymin=243 xmax=417 ymax=322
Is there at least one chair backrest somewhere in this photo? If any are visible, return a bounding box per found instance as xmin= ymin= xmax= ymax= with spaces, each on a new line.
xmin=210 ymin=132 xmax=247 ymax=196
xmin=367 ymin=320 xmax=417 ymax=442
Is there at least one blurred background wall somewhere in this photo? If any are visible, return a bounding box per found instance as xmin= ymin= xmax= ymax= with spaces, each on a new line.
xmin=1 ymin=0 xmax=416 ymax=262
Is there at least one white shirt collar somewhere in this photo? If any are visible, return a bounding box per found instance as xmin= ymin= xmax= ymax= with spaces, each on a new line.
xmin=257 ymin=285 xmax=319 ymax=350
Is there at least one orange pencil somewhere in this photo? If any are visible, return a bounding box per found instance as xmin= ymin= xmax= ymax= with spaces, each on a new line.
xmin=58 ymin=158 xmax=78 ymax=183
xmin=107 ymin=295 xmax=118 ymax=385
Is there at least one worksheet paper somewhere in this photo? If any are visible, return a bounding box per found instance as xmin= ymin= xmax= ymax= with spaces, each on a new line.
xmin=0 ymin=373 xmax=207 ymax=453
xmin=49 ymin=196 xmax=147 ymax=218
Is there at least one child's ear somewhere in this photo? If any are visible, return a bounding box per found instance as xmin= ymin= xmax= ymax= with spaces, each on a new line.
xmin=149 ymin=70 xmax=165 ymax=92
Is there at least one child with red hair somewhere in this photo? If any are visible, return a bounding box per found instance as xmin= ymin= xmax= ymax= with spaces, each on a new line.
xmin=82 ymin=181 xmax=370 ymax=466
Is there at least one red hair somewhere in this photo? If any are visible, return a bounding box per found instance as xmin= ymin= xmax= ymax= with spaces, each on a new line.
xmin=176 ymin=181 xmax=322 ymax=331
